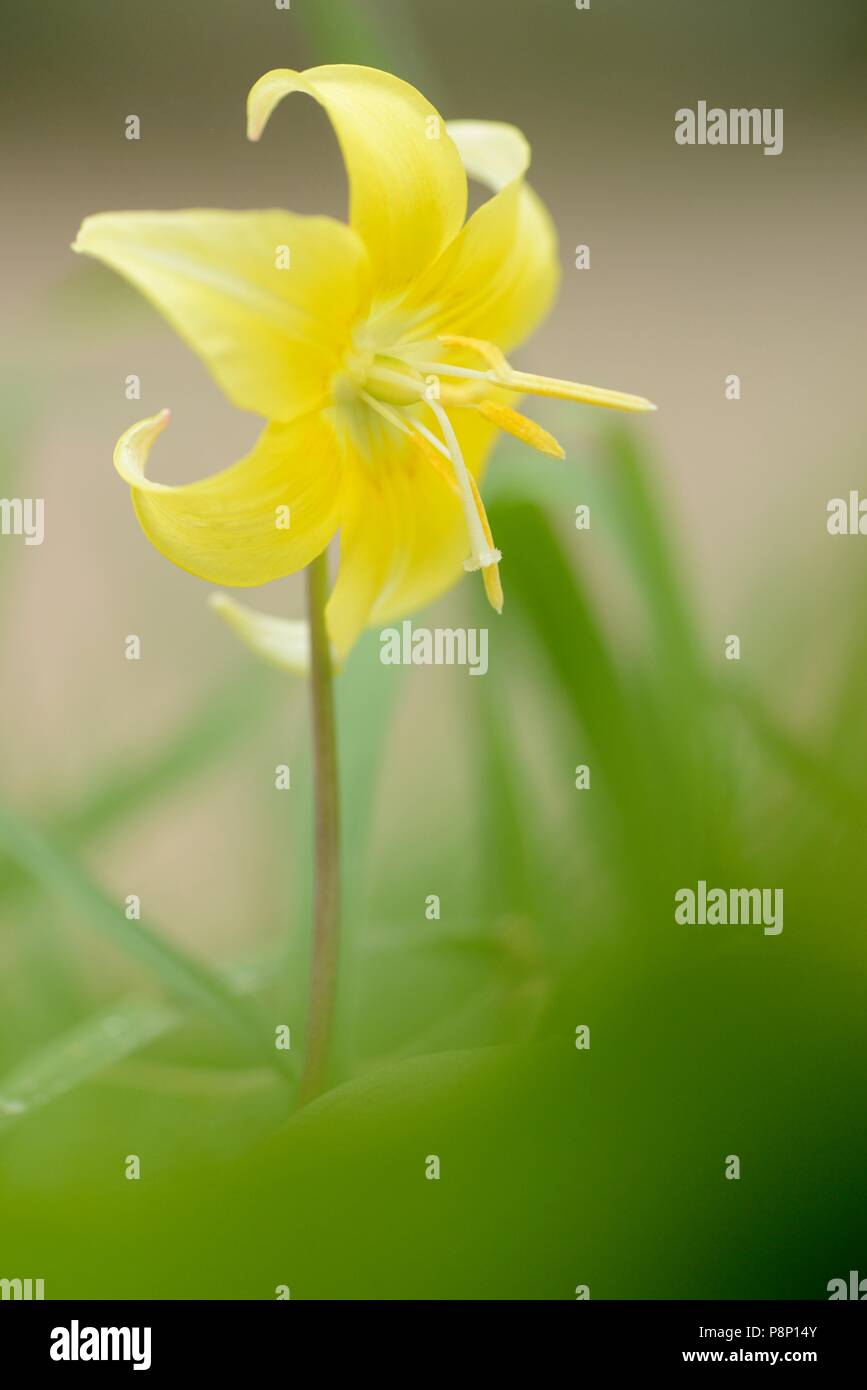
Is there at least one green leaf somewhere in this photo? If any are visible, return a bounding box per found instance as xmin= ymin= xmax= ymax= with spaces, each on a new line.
xmin=590 ymin=423 xmax=706 ymax=690
xmin=290 ymin=1045 xmax=511 ymax=1134
xmin=0 ymin=952 xmax=289 ymax=1133
xmin=470 ymin=672 xmax=537 ymax=923
xmin=485 ymin=497 xmax=720 ymax=908
xmin=726 ymin=678 xmax=867 ymax=823
xmin=0 ymin=1000 xmax=178 ymax=1133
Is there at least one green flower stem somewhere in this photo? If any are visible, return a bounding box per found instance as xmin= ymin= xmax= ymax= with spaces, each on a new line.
xmin=298 ymin=549 xmax=341 ymax=1104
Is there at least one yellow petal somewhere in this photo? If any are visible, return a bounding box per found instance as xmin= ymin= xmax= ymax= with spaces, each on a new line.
xmin=408 ymin=426 xmax=460 ymax=495
xmin=325 ymin=460 xmax=405 ymax=661
xmin=328 ymin=406 xmax=499 ymax=652
xmin=375 ymin=405 xmax=501 ymax=623
xmin=209 ymin=593 xmax=313 ymax=675
xmin=115 ymin=409 xmax=341 ymax=585
xmin=73 ymin=211 xmax=370 ymax=422
xmin=247 ymin=66 xmax=467 ymax=302
xmin=384 ymin=121 xmax=559 ymax=355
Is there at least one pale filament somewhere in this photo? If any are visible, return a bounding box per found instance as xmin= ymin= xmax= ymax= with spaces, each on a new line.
xmin=427 ymin=399 xmax=500 ymax=573
xmin=360 ymin=387 xmax=498 ymax=577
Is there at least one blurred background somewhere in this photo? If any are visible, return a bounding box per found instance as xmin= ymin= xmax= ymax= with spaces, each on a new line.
xmin=1 ymin=0 xmax=866 ymax=1299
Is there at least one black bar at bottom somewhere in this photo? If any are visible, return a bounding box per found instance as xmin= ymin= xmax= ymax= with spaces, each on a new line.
xmin=0 ymin=1299 xmax=863 ymax=1372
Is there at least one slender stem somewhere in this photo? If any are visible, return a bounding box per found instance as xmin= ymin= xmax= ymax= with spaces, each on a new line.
xmin=298 ymin=549 xmax=340 ymax=1105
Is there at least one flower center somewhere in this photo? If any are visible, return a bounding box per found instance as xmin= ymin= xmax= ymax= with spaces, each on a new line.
xmin=332 ymin=332 xmax=656 ymax=615
xmin=363 ymin=355 xmax=426 ymax=408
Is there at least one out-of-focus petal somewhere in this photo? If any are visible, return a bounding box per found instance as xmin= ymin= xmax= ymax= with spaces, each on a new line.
xmin=385 ymin=120 xmax=559 ymax=354
xmin=209 ymin=593 xmax=315 ymax=675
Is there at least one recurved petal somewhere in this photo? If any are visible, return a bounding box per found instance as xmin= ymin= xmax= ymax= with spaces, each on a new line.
xmin=74 ymin=211 xmax=370 ymax=422
xmin=388 ymin=121 xmax=559 ymax=354
xmin=115 ymin=409 xmax=341 ymax=586
xmin=247 ymin=66 xmax=467 ymax=302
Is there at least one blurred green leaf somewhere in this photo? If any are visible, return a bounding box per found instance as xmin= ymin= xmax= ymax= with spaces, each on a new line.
xmin=726 ymin=677 xmax=867 ymax=822
xmin=0 ymin=952 xmax=288 ymax=1133
xmin=488 ymin=419 xmax=704 ymax=685
xmin=590 ymin=423 xmax=705 ymax=689
xmin=0 ymin=1000 xmax=177 ymax=1134
xmin=489 ymin=497 xmax=639 ymax=790
xmin=487 ymin=495 xmax=728 ymax=914
xmin=289 ymin=1044 xmax=510 ymax=1133
xmin=471 ymin=673 xmax=537 ymax=923
xmin=319 ymin=632 xmax=408 ymax=1076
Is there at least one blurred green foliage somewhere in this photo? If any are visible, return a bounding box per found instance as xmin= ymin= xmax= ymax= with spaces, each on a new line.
xmin=2 ymin=409 xmax=865 ymax=1297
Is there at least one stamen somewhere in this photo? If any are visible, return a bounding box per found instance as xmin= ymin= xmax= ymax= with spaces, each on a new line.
xmin=428 ymin=399 xmax=501 ymax=575
xmin=360 ymin=393 xmax=456 ymax=497
xmin=414 ymin=415 xmax=503 ymax=614
xmin=467 ymin=474 xmax=504 ymax=615
xmin=413 ymin=361 xmax=496 ymax=383
xmin=362 ymin=395 xmax=458 ymax=496
xmin=359 ymin=388 xmax=504 ymax=615
xmin=360 ymin=390 xmax=416 ymax=439
xmin=473 ymin=400 xmax=565 ymax=458
xmin=406 ymin=418 xmax=471 ymax=502
xmin=433 ymin=334 xmax=658 ymax=414
xmin=437 ymin=337 xmax=510 ymax=374
xmin=410 ymin=418 xmax=455 ymax=465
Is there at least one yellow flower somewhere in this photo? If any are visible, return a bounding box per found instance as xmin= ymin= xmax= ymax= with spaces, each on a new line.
xmin=73 ymin=66 xmax=654 ymax=660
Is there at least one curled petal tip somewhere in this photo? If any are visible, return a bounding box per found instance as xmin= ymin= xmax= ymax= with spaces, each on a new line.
xmin=246 ymin=68 xmax=305 ymax=143
xmin=113 ymin=408 xmax=176 ymax=491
